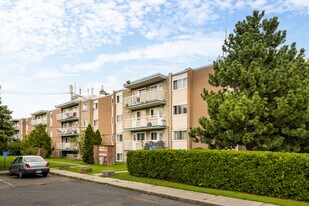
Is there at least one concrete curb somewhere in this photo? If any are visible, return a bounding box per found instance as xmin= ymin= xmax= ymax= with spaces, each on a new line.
xmin=49 ymin=169 xmax=276 ymax=206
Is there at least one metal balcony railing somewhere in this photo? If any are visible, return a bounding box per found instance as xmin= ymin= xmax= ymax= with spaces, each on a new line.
xmin=123 ymin=140 xmax=166 ymax=151
xmin=56 ymin=142 xmax=78 ymax=150
xmin=124 ymin=116 xmax=166 ymax=129
xmin=56 ymin=127 xmax=79 ymax=136
xmin=124 ymin=90 xmax=165 ymax=107
xmin=57 ymin=111 xmax=79 ymax=121
xmin=31 ymin=118 xmax=47 ymax=126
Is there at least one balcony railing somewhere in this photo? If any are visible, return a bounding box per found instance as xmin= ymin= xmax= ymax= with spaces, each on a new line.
xmin=57 ymin=111 xmax=79 ymax=121
xmin=124 ymin=90 xmax=165 ymax=108
xmin=56 ymin=142 xmax=78 ymax=150
xmin=56 ymin=127 xmax=79 ymax=136
xmin=123 ymin=140 xmax=166 ymax=151
xmin=124 ymin=116 xmax=166 ymax=131
xmin=31 ymin=118 xmax=47 ymax=126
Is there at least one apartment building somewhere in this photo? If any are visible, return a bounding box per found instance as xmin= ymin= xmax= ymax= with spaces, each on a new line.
xmin=12 ymin=119 xmax=19 ymax=140
xmin=15 ymin=65 xmax=218 ymax=160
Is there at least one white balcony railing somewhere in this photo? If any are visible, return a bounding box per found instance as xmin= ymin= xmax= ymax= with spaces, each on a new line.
xmin=57 ymin=111 xmax=79 ymax=121
xmin=56 ymin=127 xmax=79 ymax=136
xmin=124 ymin=116 xmax=166 ymax=129
xmin=124 ymin=90 xmax=165 ymax=107
xmin=31 ymin=118 xmax=47 ymax=126
xmin=123 ymin=140 xmax=166 ymax=151
xmin=56 ymin=142 xmax=78 ymax=150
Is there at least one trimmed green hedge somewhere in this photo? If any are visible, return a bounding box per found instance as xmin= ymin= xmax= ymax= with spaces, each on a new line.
xmin=127 ymin=150 xmax=309 ymax=201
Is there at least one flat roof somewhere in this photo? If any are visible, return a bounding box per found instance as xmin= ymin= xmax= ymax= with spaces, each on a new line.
xmin=31 ymin=110 xmax=49 ymax=116
xmin=123 ymin=73 xmax=167 ymax=89
xmin=55 ymin=100 xmax=80 ymax=109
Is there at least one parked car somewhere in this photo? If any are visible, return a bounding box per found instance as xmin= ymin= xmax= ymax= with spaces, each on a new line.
xmin=9 ymin=155 xmax=50 ymax=178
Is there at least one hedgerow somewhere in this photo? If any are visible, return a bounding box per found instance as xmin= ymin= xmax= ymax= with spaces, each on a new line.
xmin=127 ymin=149 xmax=309 ymax=201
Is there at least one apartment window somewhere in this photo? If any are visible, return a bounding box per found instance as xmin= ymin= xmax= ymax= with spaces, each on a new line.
xmin=173 ymin=78 xmax=187 ymax=90
xmin=93 ymin=102 xmax=98 ymax=110
xmin=116 ymin=95 xmax=122 ymax=104
xmin=93 ymin=120 xmax=98 ymax=126
xmin=173 ymin=131 xmax=187 ymax=140
xmin=116 ymin=153 xmax=123 ymax=161
xmin=116 ymin=134 xmax=123 ymax=142
xmin=150 ymin=108 xmax=163 ymax=118
xmin=82 ymin=103 xmax=88 ymax=111
xmin=116 ymin=114 xmax=122 ymax=122
xmin=151 ymin=132 xmax=163 ymax=141
xmin=133 ymin=133 xmax=145 ymax=141
xmin=83 ymin=120 xmax=88 ymax=127
xmin=150 ymin=84 xmax=163 ymax=91
xmin=173 ymin=104 xmax=187 ymax=115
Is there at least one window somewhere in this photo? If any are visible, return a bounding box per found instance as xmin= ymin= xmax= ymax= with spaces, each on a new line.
xmin=116 ymin=153 xmax=123 ymax=161
xmin=133 ymin=133 xmax=145 ymax=141
xmin=116 ymin=115 xmax=122 ymax=122
xmin=116 ymin=134 xmax=123 ymax=142
xmin=150 ymin=84 xmax=163 ymax=91
xmin=83 ymin=120 xmax=88 ymax=127
xmin=150 ymin=108 xmax=163 ymax=118
xmin=93 ymin=120 xmax=98 ymax=126
xmin=93 ymin=102 xmax=98 ymax=110
xmin=173 ymin=78 xmax=187 ymax=90
xmin=151 ymin=132 xmax=163 ymax=141
xmin=173 ymin=104 xmax=187 ymax=115
xmin=82 ymin=103 xmax=88 ymax=111
xmin=116 ymin=95 xmax=122 ymax=104
xmin=173 ymin=131 xmax=187 ymax=140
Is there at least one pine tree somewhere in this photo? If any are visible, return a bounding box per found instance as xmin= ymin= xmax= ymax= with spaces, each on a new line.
xmin=0 ymin=97 xmax=15 ymax=153
xmin=189 ymin=11 xmax=309 ymax=152
xmin=93 ymin=129 xmax=102 ymax=146
xmin=81 ymin=124 xmax=94 ymax=164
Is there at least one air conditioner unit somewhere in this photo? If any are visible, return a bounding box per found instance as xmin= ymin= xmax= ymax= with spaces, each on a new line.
xmin=147 ymin=122 xmax=152 ymax=127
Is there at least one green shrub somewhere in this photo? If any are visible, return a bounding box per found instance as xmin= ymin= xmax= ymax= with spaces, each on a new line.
xmin=127 ymin=150 xmax=309 ymax=201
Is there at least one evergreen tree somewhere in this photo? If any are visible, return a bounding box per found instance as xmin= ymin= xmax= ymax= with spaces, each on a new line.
xmin=81 ymin=124 xmax=94 ymax=164
xmin=189 ymin=11 xmax=309 ymax=152
xmin=0 ymin=97 xmax=15 ymax=153
xmin=93 ymin=129 xmax=102 ymax=146
xmin=21 ymin=124 xmax=53 ymax=157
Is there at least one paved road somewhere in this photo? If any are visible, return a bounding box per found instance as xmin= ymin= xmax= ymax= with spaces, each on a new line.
xmin=0 ymin=173 xmax=194 ymax=206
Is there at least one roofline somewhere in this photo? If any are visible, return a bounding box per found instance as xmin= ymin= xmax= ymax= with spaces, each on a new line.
xmin=55 ymin=100 xmax=80 ymax=108
xmin=123 ymin=73 xmax=167 ymax=88
xmin=31 ymin=110 xmax=49 ymax=116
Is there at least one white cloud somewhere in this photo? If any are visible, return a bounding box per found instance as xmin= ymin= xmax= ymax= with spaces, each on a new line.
xmin=63 ymin=33 xmax=224 ymax=73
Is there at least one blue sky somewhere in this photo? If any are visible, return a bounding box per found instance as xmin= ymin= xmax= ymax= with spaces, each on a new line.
xmin=0 ymin=0 xmax=308 ymax=119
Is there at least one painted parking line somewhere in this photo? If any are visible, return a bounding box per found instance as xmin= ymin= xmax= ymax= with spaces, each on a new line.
xmin=0 ymin=178 xmax=14 ymax=187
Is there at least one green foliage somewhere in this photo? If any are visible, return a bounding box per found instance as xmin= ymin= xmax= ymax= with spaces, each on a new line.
xmin=7 ymin=139 xmax=22 ymax=155
xmin=93 ymin=130 xmax=102 ymax=146
xmin=81 ymin=124 xmax=94 ymax=164
xmin=21 ymin=124 xmax=53 ymax=158
xmin=190 ymin=11 xmax=309 ymax=152
xmin=127 ymin=150 xmax=309 ymax=201
xmin=0 ymin=97 xmax=15 ymax=153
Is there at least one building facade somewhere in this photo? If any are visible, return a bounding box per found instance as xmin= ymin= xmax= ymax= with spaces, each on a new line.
xmin=15 ymin=65 xmax=217 ymax=160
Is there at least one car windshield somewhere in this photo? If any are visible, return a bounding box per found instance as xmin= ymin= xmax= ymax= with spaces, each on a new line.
xmin=24 ymin=156 xmax=45 ymax=162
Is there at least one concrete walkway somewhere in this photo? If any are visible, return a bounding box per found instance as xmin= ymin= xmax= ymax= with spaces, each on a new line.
xmin=49 ymin=168 xmax=276 ymax=206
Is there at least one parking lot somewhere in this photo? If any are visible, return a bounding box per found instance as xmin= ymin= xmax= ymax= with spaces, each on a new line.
xmin=0 ymin=173 xmax=194 ymax=206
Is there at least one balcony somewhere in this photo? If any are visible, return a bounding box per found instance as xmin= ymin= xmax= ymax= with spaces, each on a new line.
xmin=124 ymin=116 xmax=166 ymax=132
xmin=123 ymin=140 xmax=166 ymax=151
xmin=57 ymin=111 xmax=79 ymax=122
xmin=56 ymin=127 xmax=79 ymax=137
xmin=124 ymin=90 xmax=166 ymax=110
xmin=31 ymin=118 xmax=47 ymax=126
xmin=56 ymin=142 xmax=78 ymax=150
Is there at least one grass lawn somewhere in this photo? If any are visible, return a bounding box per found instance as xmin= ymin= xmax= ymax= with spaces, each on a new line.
xmin=0 ymin=155 xmax=18 ymax=170
xmin=45 ymin=157 xmax=127 ymax=174
xmin=109 ymin=172 xmax=309 ymax=206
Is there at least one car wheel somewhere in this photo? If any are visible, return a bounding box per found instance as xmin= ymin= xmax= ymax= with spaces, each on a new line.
xmin=19 ymin=170 xmax=24 ymax=179
xmin=9 ymin=168 xmax=13 ymax=176
xmin=42 ymin=172 xmax=48 ymax=177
